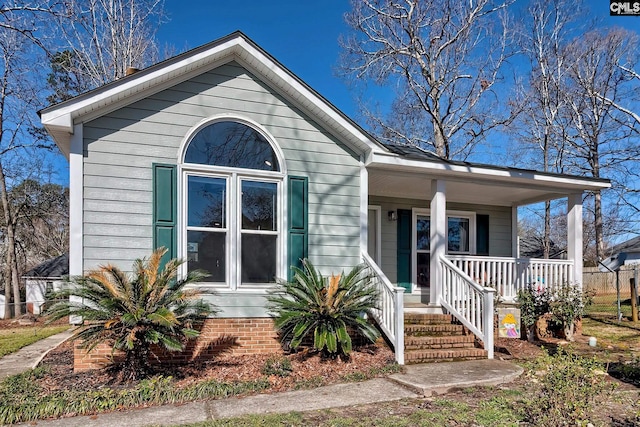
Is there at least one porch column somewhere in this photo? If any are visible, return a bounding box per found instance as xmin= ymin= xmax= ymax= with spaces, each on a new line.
xmin=512 ymin=206 xmax=519 ymax=257
xmin=567 ymin=193 xmax=583 ymax=289
xmin=430 ymin=180 xmax=446 ymax=306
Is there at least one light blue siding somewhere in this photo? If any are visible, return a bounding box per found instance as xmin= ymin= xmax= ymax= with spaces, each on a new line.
xmin=368 ymin=196 xmax=513 ymax=284
xmin=82 ymin=61 xmax=361 ymax=317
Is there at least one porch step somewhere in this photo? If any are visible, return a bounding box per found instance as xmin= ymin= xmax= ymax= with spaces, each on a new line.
xmin=405 ymin=348 xmax=488 ymax=363
xmin=402 ymin=310 xmax=487 ymax=364
xmin=405 ymin=335 xmax=476 ymax=351
xmin=404 ymin=313 xmax=453 ymax=324
xmin=404 ymin=323 xmax=466 ymax=336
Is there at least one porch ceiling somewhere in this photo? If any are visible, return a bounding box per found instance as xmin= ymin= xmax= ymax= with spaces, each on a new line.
xmin=368 ymin=167 xmax=585 ymax=206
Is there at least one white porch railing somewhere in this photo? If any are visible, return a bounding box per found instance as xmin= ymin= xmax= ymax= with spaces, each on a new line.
xmin=448 ymin=255 xmax=573 ymax=301
xmin=440 ymin=255 xmax=495 ymax=359
xmin=362 ymin=252 xmax=405 ymax=365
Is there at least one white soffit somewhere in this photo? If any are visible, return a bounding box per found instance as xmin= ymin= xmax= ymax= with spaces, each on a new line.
xmin=40 ymin=32 xmax=383 ymax=159
xmin=368 ymin=153 xmax=611 ymax=203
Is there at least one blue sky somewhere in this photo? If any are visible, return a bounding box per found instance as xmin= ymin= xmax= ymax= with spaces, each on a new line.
xmin=157 ymin=0 xmax=640 ymax=124
xmin=158 ymin=1 xmax=356 ymax=115
xmin=48 ymin=1 xmax=639 ymax=186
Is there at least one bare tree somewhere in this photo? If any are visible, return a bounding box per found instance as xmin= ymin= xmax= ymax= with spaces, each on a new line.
xmin=340 ymin=0 xmax=514 ymax=159
xmin=562 ymin=28 xmax=640 ymax=261
xmin=52 ymin=0 xmax=165 ymax=90
xmin=512 ymin=0 xmax=582 ymax=258
xmin=0 ymin=21 xmax=54 ymax=317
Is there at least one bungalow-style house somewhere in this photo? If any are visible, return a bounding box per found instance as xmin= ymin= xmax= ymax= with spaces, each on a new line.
xmin=23 ymin=253 xmax=69 ymax=315
xmin=40 ymin=32 xmax=610 ymax=368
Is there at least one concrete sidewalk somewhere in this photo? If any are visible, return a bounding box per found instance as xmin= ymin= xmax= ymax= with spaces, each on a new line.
xmin=0 ymin=328 xmax=73 ymax=380
xmin=13 ymin=359 xmax=524 ymax=427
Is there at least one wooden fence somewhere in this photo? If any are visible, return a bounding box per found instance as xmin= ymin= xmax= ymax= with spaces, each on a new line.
xmin=583 ymin=266 xmax=639 ymax=318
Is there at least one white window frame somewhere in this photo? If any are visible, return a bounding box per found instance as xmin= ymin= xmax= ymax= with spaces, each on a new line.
xmin=367 ymin=205 xmax=382 ymax=265
xmin=236 ymin=176 xmax=282 ymax=289
xmin=183 ymin=172 xmax=230 ymax=288
xmin=178 ymin=116 xmax=286 ymax=292
xmin=446 ymin=210 xmax=477 ymax=255
xmin=411 ymin=208 xmax=477 ymax=292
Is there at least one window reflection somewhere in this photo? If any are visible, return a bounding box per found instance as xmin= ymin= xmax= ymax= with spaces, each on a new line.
xmin=188 ymin=176 xmax=226 ymax=228
xmin=416 ymin=216 xmax=430 ymax=250
xmin=448 ymin=217 xmax=470 ymax=252
xmin=185 ymin=121 xmax=279 ymax=171
xmin=242 ymin=181 xmax=277 ymax=231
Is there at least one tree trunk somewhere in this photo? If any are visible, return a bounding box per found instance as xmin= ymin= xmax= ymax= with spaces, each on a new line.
xmin=0 ymin=161 xmax=21 ymax=317
xmin=594 ymin=189 xmax=604 ymax=261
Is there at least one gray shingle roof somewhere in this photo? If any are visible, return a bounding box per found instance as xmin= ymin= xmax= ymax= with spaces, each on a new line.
xmin=22 ymin=254 xmax=69 ymax=279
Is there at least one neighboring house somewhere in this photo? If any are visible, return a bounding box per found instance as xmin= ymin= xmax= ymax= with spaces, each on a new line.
xmin=601 ymin=236 xmax=640 ymax=271
xmin=518 ymin=235 xmax=565 ymax=259
xmin=40 ymin=32 xmax=611 ymax=367
xmin=23 ymin=253 xmax=69 ymax=315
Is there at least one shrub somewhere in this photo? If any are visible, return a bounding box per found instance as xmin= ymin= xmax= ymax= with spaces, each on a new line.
xmin=46 ymin=247 xmax=215 ymax=380
xmin=549 ymin=283 xmax=592 ymax=341
xmin=516 ymin=287 xmax=550 ymax=341
xmin=262 ymin=356 xmax=293 ymax=377
xmin=522 ymin=347 xmax=616 ymax=426
xmin=268 ymin=259 xmax=380 ymax=357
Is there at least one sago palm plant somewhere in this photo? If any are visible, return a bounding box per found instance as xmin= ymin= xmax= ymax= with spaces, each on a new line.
xmin=268 ymin=259 xmax=380 ymax=357
xmin=46 ymin=247 xmax=214 ymax=380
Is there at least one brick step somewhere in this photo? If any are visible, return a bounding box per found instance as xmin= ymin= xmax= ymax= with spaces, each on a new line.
xmin=404 ymin=323 xmax=466 ymax=336
xmin=405 ymin=334 xmax=476 ymax=350
xmin=404 ymin=348 xmax=487 ymax=364
xmin=404 ymin=313 xmax=454 ymax=324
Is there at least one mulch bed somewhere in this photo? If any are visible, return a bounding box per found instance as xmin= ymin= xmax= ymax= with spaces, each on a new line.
xmin=38 ymin=340 xmax=397 ymax=393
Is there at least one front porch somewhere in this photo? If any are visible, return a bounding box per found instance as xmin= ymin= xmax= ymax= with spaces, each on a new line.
xmin=361 ymin=146 xmax=610 ymax=364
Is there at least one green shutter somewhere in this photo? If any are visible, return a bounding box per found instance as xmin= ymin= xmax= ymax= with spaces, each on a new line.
xmin=476 ymin=214 xmax=490 ymax=256
xmin=396 ymin=209 xmax=411 ymax=292
xmin=288 ymin=176 xmax=308 ymax=281
xmin=152 ymin=163 xmax=177 ymax=269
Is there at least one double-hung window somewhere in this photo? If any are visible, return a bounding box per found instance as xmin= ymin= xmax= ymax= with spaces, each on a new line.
xmin=182 ymin=120 xmax=283 ymax=289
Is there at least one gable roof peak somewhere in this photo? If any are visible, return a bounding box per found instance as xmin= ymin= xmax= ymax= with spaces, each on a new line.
xmin=40 ymin=31 xmax=383 ymax=158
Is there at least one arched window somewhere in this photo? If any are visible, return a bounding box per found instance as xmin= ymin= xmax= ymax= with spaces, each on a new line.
xmin=184 ymin=121 xmax=280 ymax=171
xmin=182 ymin=120 xmax=283 ymax=289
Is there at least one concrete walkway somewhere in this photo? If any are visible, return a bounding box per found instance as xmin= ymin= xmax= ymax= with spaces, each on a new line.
xmin=11 ymin=358 xmax=523 ymax=427
xmin=0 ymin=328 xmax=73 ymax=380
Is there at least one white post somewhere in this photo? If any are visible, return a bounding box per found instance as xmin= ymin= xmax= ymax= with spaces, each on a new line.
xmin=511 ymin=206 xmax=519 ymax=258
xmin=394 ymin=287 xmax=405 ymax=365
xmin=567 ymin=193 xmax=583 ymax=290
xmin=430 ymin=180 xmax=447 ymax=306
xmin=69 ymin=124 xmax=84 ymax=325
xmin=483 ymin=287 xmax=495 ymax=359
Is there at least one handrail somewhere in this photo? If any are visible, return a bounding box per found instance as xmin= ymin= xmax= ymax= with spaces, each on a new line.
xmin=439 ymin=255 xmax=494 ymax=359
xmin=362 ymin=251 xmax=405 ymax=365
xmin=448 ymin=255 xmax=573 ymax=301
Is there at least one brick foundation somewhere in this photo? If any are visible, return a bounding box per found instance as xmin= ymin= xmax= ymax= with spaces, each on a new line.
xmin=74 ymin=317 xmax=282 ymax=372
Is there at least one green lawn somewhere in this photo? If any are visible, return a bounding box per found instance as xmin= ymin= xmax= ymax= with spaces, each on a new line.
xmin=0 ymin=325 xmax=69 ymax=357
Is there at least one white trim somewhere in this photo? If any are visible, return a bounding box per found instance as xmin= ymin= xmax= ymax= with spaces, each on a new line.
xmin=512 ymin=206 xmax=519 ymax=257
xmin=360 ymin=160 xmax=368 ymax=257
xmin=412 ymin=208 xmax=430 ymax=294
xmin=40 ymin=33 xmax=382 ymax=158
xmin=369 ymin=153 xmax=611 ymax=193
xmin=446 ymin=210 xmax=477 ymax=255
xmin=69 ymin=123 xmax=83 ymax=276
xmin=367 ymin=205 xmax=382 ymax=265
xmin=178 ymin=114 xmax=287 ymax=176
xmin=237 ymin=177 xmax=281 ymax=290
xmin=567 ymin=193 xmax=583 ymax=288
xmin=430 ymin=180 xmax=447 ymax=306
xmin=179 ymin=117 xmax=286 ymax=290
xmin=411 ymin=207 xmax=478 ymax=294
